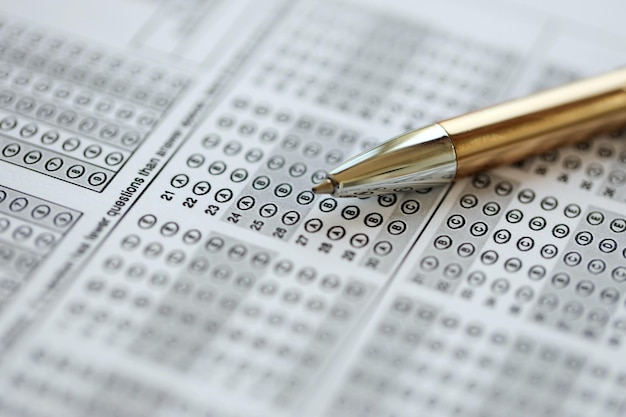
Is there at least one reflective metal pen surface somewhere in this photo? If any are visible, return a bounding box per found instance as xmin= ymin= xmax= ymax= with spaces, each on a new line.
xmin=313 ymin=67 xmax=626 ymax=197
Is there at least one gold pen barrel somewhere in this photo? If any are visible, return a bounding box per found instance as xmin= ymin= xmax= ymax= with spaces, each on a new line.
xmin=440 ymin=68 xmax=626 ymax=176
xmin=314 ymin=67 xmax=626 ymax=197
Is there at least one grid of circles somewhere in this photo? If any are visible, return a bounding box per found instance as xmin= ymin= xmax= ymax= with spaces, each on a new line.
xmin=253 ymin=1 xmax=518 ymax=128
xmin=1 ymin=346 xmax=225 ymax=417
xmin=160 ymin=96 xmax=305 ymax=226
xmin=165 ymin=94 xmax=372 ymax=244
xmin=130 ymin=232 xmax=375 ymax=408
xmin=598 ymin=134 xmax=626 ymax=201
xmin=0 ymin=17 xmax=189 ymax=191
xmin=410 ymin=174 xmax=624 ymax=328
xmin=0 ymin=184 xmax=80 ymax=310
xmin=127 ymin=230 xmax=280 ymax=368
xmin=436 ymin=184 xmax=586 ymax=320
xmin=191 ymin=97 xmax=448 ymax=274
xmin=57 ymin=212 xmax=375 ymax=410
xmin=530 ymin=206 xmax=626 ymax=344
xmin=411 ymin=173 xmax=519 ymax=294
xmin=296 ymin=188 xmax=445 ymax=274
xmin=325 ymin=294 xmax=626 ymax=417
xmin=219 ymin=102 xmax=361 ymax=241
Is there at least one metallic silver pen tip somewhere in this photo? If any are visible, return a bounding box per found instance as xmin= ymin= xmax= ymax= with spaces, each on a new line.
xmin=312 ymin=178 xmax=335 ymax=195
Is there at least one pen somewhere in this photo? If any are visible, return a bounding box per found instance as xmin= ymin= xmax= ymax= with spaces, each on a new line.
xmin=312 ymin=67 xmax=626 ymax=197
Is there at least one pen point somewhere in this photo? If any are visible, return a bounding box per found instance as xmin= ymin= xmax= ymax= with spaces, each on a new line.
xmin=312 ymin=178 xmax=335 ymax=195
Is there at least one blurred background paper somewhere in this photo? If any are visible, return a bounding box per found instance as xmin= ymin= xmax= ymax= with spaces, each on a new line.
xmin=0 ymin=1 xmax=624 ymax=416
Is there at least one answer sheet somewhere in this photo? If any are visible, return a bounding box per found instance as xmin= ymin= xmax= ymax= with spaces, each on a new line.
xmin=0 ymin=0 xmax=624 ymax=416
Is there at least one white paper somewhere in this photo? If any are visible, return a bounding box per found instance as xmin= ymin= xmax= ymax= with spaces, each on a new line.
xmin=0 ymin=1 xmax=624 ymax=416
